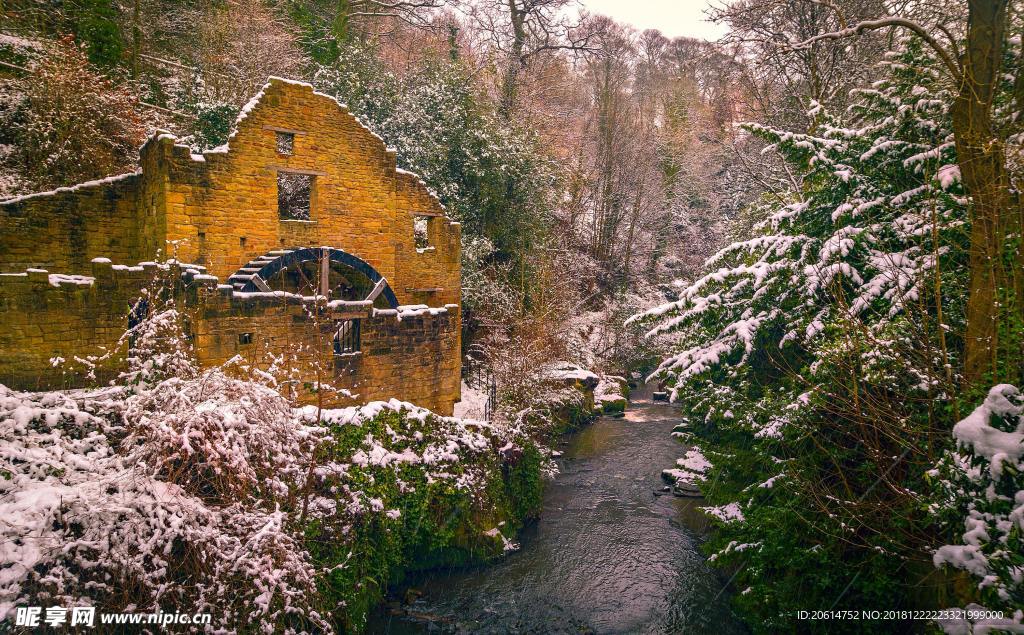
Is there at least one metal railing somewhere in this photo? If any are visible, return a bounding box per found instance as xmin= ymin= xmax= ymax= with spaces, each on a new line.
xmin=464 ymin=357 xmax=496 ymax=422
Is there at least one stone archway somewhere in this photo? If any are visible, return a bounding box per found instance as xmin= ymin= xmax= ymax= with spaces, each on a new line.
xmin=227 ymin=247 xmax=399 ymax=309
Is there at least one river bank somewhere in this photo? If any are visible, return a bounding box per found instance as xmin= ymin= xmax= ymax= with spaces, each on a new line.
xmin=370 ymin=386 xmax=748 ymax=634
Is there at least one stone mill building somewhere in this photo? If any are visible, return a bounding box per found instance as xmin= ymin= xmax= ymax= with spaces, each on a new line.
xmin=0 ymin=78 xmax=462 ymax=414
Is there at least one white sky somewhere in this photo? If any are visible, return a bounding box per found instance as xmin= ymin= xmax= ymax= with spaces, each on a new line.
xmin=577 ymin=0 xmax=727 ymax=41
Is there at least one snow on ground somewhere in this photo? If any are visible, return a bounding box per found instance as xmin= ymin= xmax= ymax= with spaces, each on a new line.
xmin=0 ymin=32 xmax=45 ymax=52
xmin=594 ymin=375 xmax=626 ymax=410
xmin=544 ymin=361 xmax=599 ymax=384
xmin=454 ymin=380 xmax=488 ymax=420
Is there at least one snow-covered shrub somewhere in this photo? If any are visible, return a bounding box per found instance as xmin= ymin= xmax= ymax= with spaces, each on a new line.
xmin=931 ymin=384 xmax=1024 ymax=620
xmin=469 ymin=307 xmax=596 ymax=434
xmin=6 ymin=36 xmax=148 ymax=192
xmin=0 ymin=375 xmax=547 ymax=632
xmin=0 ymin=383 xmax=328 ymax=633
xmin=661 ymin=447 xmax=712 ymax=486
xmin=124 ymin=369 xmax=319 ymax=503
xmin=122 ymin=302 xmax=198 ymax=386
xmin=52 ymin=260 xmax=199 ymax=389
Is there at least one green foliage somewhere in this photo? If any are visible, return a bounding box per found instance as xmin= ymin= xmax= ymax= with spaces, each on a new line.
xmin=165 ymin=74 xmax=241 ymax=151
xmin=189 ymin=102 xmax=239 ymax=151
xmin=68 ymin=0 xmax=124 ymax=68
xmin=599 ymin=398 xmax=626 ymax=415
xmin=288 ymin=0 xmax=351 ymax=64
xmin=505 ymin=442 xmax=544 ymax=522
xmin=304 ymin=408 xmax=544 ymax=631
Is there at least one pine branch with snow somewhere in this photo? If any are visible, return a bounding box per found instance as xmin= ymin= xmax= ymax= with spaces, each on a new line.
xmin=931 ymin=384 xmax=1024 ymax=621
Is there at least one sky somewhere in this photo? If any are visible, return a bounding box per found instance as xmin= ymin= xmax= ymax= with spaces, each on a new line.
xmin=576 ymin=0 xmax=727 ymax=41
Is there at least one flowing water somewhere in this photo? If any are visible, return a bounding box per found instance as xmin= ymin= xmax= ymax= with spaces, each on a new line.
xmin=370 ymin=386 xmax=748 ymax=634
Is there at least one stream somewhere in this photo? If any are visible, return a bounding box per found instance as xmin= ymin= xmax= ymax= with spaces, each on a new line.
xmin=369 ymin=385 xmax=748 ymax=634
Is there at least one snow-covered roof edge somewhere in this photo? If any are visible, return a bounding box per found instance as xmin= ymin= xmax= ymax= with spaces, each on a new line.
xmin=0 ymin=171 xmax=141 ymax=206
xmin=199 ymin=77 xmax=450 ymax=215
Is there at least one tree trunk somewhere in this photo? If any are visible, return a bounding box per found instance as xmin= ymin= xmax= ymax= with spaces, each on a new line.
xmin=131 ymin=0 xmax=141 ymax=78
xmin=1011 ymin=10 xmax=1024 ymax=383
xmin=952 ymin=0 xmax=1012 ymax=387
xmin=499 ymin=0 xmax=527 ymax=120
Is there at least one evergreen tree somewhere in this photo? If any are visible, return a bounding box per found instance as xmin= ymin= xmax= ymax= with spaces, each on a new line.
xmin=932 ymin=384 xmax=1024 ymax=622
xmin=70 ymin=0 xmax=124 ymax=68
xmin=632 ymin=37 xmax=977 ymax=631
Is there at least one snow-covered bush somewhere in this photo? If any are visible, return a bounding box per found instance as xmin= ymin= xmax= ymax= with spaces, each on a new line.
xmin=122 ymin=302 xmax=198 ymax=386
xmin=124 ymin=369 xmax=319 ymax=503
xmin=594 ymin=375 xmax=627 ymax=414
xmin=5 ymin=36 xmax=148 ymax=192
xmin=0 ymin=381 xmax=328 ymax=633
xmin=931 ymin=384 xmax=1024 ymax=620
xmin=51 ymin=260 xmax=198 ymax=388
xmin=0 ymin=373 xmax=546 ymax=632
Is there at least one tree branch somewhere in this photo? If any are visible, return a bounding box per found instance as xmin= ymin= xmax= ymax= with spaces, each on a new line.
xmin=786 ymin=17 xmax=961 ymax=79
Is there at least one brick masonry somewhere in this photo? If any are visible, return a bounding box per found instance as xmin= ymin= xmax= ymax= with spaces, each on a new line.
xmin=0 ymin=78 xmax=462 ymax=414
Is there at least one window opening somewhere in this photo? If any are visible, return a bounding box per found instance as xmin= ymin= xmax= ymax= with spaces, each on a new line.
xmin=276 ymin=131 xmax=294 ymax=155
xmin=333 ymin=319 xmax=361 ymax=355
xmin=278 ymin=172 xmax=313 ymax=221
xmin=413 ymin=216 xmax=430 ymax=249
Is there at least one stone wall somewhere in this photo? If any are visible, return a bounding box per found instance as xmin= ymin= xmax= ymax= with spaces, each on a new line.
xmin=194 ymin=296 xmax=460 ymax=415
xmin=0 ymin=261 xmax=152 ymax=390
xmin=0 ymin=174 xmax=154 ymax=272
xmin=0 ymin=263 xmax=461 ymax=414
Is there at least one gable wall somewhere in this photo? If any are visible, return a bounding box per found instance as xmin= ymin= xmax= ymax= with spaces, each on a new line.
xmin=156 ymin=79 xmax=459 ymax=305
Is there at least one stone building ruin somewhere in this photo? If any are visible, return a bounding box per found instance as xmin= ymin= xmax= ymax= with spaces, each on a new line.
xmin=0 ymin=78 xmax=462 ymax=414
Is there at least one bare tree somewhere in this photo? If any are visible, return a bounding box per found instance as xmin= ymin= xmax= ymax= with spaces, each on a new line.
xmin=200 ymin=0 xmax=308 ymax=104
xmin=468 ymin=0 xmax=600 ymax=118
xmin=288 ymin=0 xmax=457 ymax=39
xmin=710 ymin=0 xmax=889 ymax=130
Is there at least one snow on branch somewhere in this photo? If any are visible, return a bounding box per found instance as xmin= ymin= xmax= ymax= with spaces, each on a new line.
xmin=785 ymin=17 xmax=960 ymax=79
